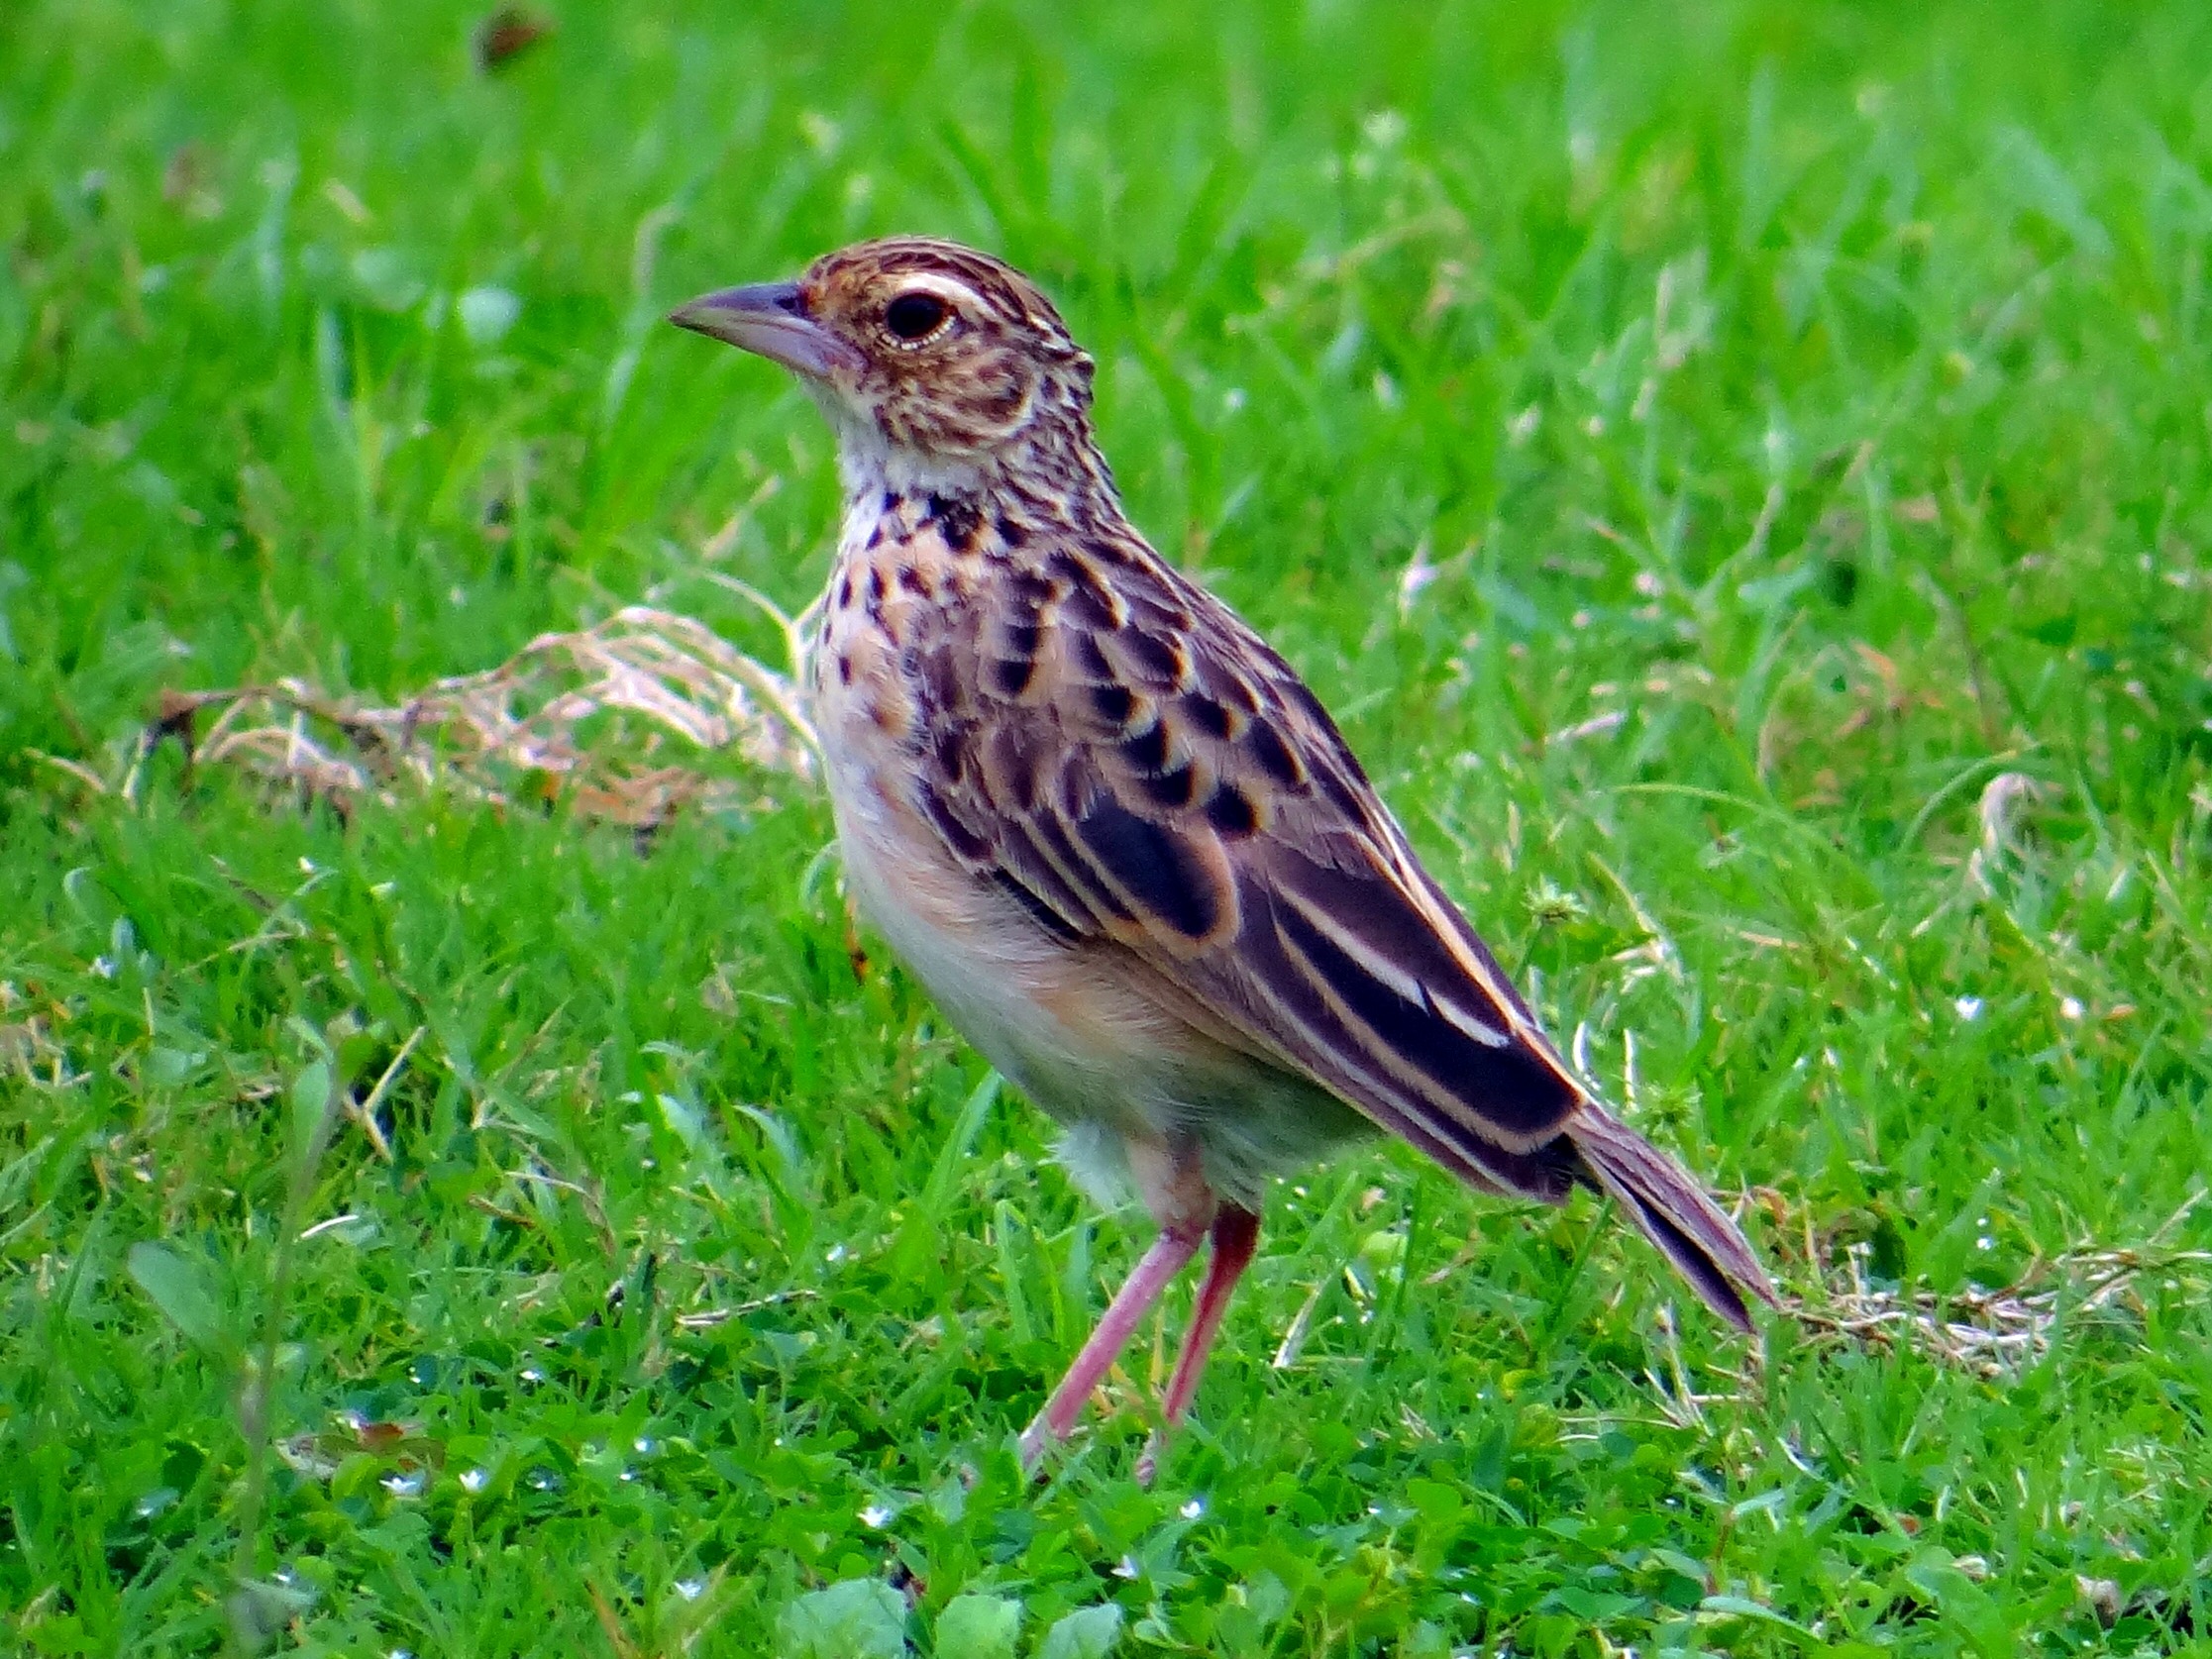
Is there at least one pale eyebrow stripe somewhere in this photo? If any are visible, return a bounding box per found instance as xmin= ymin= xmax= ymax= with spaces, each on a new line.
xmin=887 ymin=272 xmax=990 ymax=313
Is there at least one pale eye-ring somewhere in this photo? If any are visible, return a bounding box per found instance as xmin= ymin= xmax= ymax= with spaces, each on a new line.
xmin=884 ymin=291 xmax=952 ymax=343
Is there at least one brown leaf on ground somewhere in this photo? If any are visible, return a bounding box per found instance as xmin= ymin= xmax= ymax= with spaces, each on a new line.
xmin=474 ymin=6 xmax=553 ymax=73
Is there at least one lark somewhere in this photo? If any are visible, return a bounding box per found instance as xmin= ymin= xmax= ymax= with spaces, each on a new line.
xmin=672 ymin=239 xmax=1773 ymax=1473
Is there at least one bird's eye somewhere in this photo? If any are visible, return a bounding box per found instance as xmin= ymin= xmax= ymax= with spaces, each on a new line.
xmin=884 ymin=291 xmax=951 ymax=342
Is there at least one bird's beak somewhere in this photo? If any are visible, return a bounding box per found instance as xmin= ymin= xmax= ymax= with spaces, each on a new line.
xmin=668 ymin=281 xmax=864 ymax=377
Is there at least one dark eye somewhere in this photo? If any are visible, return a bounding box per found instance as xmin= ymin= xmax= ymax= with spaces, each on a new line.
xmin=885 ymin=291 xmax=951 ymax=342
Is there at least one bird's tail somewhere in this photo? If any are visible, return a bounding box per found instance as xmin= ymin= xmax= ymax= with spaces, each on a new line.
xmin=1564 ymin=1103 xmax=1777 ymax=1330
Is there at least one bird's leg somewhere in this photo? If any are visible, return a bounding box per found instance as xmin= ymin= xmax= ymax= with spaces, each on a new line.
xmin=1157 ymin=1202 xmax=1261 ymax=1427
xmin=1134 ymin=1202 xmax=1261 ymax=1485
xmin=1019 ymin=1135 xmax=1217 ymax=1471
xmin=1017 ymin=1212 xmax=1208 ymax=1469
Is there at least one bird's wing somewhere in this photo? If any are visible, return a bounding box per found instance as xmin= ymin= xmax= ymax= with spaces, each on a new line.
xmin=900 ymin=524 xmax=1592 ymax=1197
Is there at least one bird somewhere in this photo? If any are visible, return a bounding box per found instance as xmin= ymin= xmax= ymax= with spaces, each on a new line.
xmin=670 ymin=237 xmax=1774 ymax=1475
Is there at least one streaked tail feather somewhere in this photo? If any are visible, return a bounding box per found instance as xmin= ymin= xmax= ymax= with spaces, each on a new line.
xmin=1564 ymin=1104 xmax=1776 ymax=1330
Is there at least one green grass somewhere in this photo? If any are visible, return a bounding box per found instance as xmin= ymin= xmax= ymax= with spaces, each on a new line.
xmin=5 ymin=0 xmax=2212 ymax=1652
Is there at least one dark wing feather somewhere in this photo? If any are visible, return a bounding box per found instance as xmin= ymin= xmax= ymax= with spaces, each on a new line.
xmin=900 ymin=525 xmax=1774 ymax=1322
xmin=905 ymin=531 xmax=1584 ymax=1154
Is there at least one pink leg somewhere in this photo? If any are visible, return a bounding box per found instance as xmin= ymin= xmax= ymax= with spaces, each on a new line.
xmin=1018 ymin=1214 xmax=1207 ymax=1470
xmin=1135 ymin=1204 xmax=1261 ymax=1484
xmin=1158 ymin=1204 xmax=1262 ymax=1426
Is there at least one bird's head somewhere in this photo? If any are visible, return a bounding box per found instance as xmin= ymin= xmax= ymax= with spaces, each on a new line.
xmin=672 ymin=237 xmax=1098 ymax=493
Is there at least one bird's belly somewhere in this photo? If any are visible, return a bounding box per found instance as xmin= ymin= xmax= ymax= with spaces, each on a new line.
xmin=824 ymin=744 xmax=1147 ymax=1110
xmin=820 ymin=742 xmax=1368 ymax=1205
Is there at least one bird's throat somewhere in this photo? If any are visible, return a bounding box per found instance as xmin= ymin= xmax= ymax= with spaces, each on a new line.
xmin=825 ymin=397 xmax=1121 ymax=541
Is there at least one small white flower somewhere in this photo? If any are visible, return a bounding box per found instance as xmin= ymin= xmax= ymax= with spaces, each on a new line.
xmin=457 ymin=285 xmax=520 ymax=347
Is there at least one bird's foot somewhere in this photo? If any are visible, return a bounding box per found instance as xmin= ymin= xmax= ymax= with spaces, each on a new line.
xmin=1133 ymin=1429 xmax=1165 ymax=1488
xmin=1015 ymin=1417 xmax=1055 ymax=1477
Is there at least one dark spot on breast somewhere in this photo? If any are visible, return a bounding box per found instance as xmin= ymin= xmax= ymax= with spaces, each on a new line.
xmin=1141 ymin=762 xmax=1198 ymax=809
xmin=1206 ymin=782 xmax=1258 ymax=837
xmin=868 ymin=568 xmax=888 ymax=601
xmin=1182 ymin=692 xmax=1235 ymax=740
xmin=837 ymin=574 xmax=855 ymax=610
xmin=1084 ymin=535 xmax=1133 ymax=567
xmin=1004 ymin=620 xmax=1042 ymax=658
xmin=927 ymin=492 xmax=983 ymax=554
xmin=882 ymin=490 xmax=901 ymax=514
xmin=896 ymin=565 xmax=930 ymax=597
xmin=1090 ymin=683 xmax=1137 ymax=726
xmin=1008 ymin=568 xmax=1057 ymax=605
xmin=1243 ymin=717 xmax=1308 ymax=789
xmin=996 ymin=515 xmax=1026 ymax=549
xmin=836 ymin=653 xmax=853 ymax=685
xmin=1071 ymin=796 xmax=1225 ymax=942
xmin=990 ymin=656 xmax=1037 ymax=697
xmin=1120 ymin=720 xmax=1171 ymax=774
xmin=866 ymin=523 xmax=885 ymax=549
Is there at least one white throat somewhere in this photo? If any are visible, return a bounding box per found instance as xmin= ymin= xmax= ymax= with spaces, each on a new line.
xmin=809 ymin=385 xmax=996 ymax=504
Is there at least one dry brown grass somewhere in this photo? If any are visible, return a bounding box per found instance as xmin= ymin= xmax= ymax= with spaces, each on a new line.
xmin=1789 ymin=1195 xmax=2210 ymax=1380
xmin=149 ymin=604 xmax=817 ymax=833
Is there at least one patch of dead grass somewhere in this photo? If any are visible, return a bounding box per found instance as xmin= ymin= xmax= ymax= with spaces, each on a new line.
xmin=1789 ymin=1196 xmax=2210 ymax=1379
xmin=150 ymin=604 xmax=816 ymax=832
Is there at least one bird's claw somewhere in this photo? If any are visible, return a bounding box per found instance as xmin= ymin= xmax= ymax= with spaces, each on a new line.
xmin=1133 ymin=1431 xmax=1164 ymax=1488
